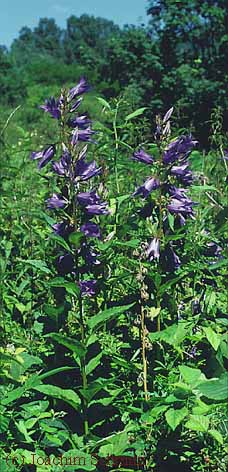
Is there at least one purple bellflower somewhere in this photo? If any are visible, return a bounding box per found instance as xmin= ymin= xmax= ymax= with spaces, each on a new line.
xmin=40 ymin=97 xmax=61 ymax=119
xmin=132 ymin=149 xmax=154 ymax=165
xmin=46 ymin=193 xmax=68 ymax=209
xmin=133 ymin=177 xmax=160 ymax=198
xmin=31 ymin=145 xmax=55 ymax=169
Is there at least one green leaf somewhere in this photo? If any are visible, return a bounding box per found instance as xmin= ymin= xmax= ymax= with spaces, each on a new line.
xmin=48 ymin=278 xmax=80 ymax=297
xmin=149 ymin=322 xmax=191 ymax=347
xmin=88 ymin=303 xmax=135 ymax=330
xmin=208 ymin=429 xmax=224 ymax=444
xmin=48 ymin=333 xmax=86 ymax=358
xmin=179 ymin=365 xmax=206 ymax=387
xmin=197 ymin=373 xmax=228 ymax=400
xmin=69 ymin=232 xmax=84 ymax=247
xmin=125 ymin=107 xmax=147 ymax=121
xmin=96 ymin=96 xmax=111 ymax=110
xmin=202 ymin=327 xmax=221 ymax=351
xmin=185 ymin=415 xmax=209 ymax=433
xmin=80 ymin=378 xmax=110 ymax=403
xmin=33 ymin=385 xmax=81 ymax=410
xmin=165 ymin=407 xmax=188 ymax=431
xmin=39 ymin=366 xmax=77 ymax=381
xmin=85 ymin=353 xmax=102 ymax=376
xmin=18 ymin=259 xmax=51 ymax=274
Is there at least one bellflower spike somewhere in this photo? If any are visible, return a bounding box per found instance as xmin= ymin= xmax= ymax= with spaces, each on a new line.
xmin=133 ymin=177 xmax=160 ymax=198
xmin=46 ymin=193 xmax=68 ymax=209
xmin=68 ymin=77 xmax=90 ymax=102
xmin=80 ymin=222 xmax=101 ymax=238
xmin=132 ymin=149 xmax=154 ymax=165
xmin=79 ymin=280 xmax=97 ymax=297
xmin=40 ymin=97 xmax=61 ymax=119
xmin=163 ymin=135 xmax=197 ymax=165
xmin=147 ymin=238 xmax=160 ymax=261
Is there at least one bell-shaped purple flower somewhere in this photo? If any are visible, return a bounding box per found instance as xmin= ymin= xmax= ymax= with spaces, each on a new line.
xmin=79 ymin=279 xmax=97 ymax=297
xmin=147 ymin=238 xmax=160 ymax=261
xmin=68 ymin=77 xmax=90 ymax=102
xmin=168 ymin=197 xmax=195 ymax=217
xmin=133 ymin=177 xmax=160 ymax=198
xmin=70 ymin=97 xmax=83 ymax=113
xmin=72 ymin=127 xmax=96 ymax=145
xmin=52 ymin=221 xmax=74 ymax=238
xmin=163 ymin=135 xmax=197 ymax=165
xmin=204 ymin=242 xmax=222 ymax=258
xmin=85 ymin=202 xmax=109 ymax=216
xmin=46 ymin=193 xmax=68 ymax=209
xmin=74 ymin=157 xmax=102 ymax=181
xmin=77 ymin=190 xmax=101 ymax=206
xmin=52 ymin=148 xmax=72 ymax=177
xmin=132 ymin=149 xmax=154 ymax=165
xmin=69 ymin=114 xmax=91 ymax=129
xmin=80 ymin=222 xmax=101 ymax=238
xmin=40 ymin=97 xmax=61 ymax=119
xmin=57 ymin=253 xmax=74 ymax=275
xmin=162 ymin=245 xmax=181 ymax=271
xmin=31 ymin=145 xmax=55 ymax=169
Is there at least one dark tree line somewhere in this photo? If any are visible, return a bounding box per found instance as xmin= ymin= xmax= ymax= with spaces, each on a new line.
xmin=1 ymin=1 xmax=228 ymax=147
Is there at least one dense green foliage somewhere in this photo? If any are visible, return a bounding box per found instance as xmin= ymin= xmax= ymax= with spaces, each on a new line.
xmin=0 ymin=2 xmax=228 ymax=472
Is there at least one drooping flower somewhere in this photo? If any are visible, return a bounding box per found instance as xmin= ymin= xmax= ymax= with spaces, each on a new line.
xmin=80 ymin=222 xmax=101 ymax=238
xmin=132 ymin=149 xmax=154 ymax=165
xmin=161 ymin=245 xmax=181 ymax=271
xmin=70 ymin=97 xmax=83 ymax=113
xmin=69 ymin=114 xmax=91 ymax=129
xmin=31 ymin=145 xmax=55 ymax=169
xmin=147 ymin=238 xmax=160 ymax=261
xmin=68 ymin=77 xmax=90 ymax=102
xmin=85 ymin=202 xmax=109 ymax=216
xmin=133 ymin=177 xmax=160 ymax=198
xmin=52 ymin=221 xmax=74 ymax=238
xmin=52 ymin=147 xmax=71 ymax=177
xmin=40 ymin=97 xmax=61 ymax=119
xmin=74 ymin=157 xmax=102 ymax=181
xmin=77 ymin=190 xmax=101 ymax=206
xmin=163 ymin=135 xmax=197 ymax=165
xmin=72 ymin=127 xmax=96 ymax=145
xmin=57 ymin=253 xmax=74 ymax=275
xmin=79 ymin=279 xmax=97 ymax=297
xmin=46 ymin=193 xmax=68 ymax=209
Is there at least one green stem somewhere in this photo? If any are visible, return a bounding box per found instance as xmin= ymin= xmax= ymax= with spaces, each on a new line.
xmin=79 ymin=296 xmax=89 ymax=437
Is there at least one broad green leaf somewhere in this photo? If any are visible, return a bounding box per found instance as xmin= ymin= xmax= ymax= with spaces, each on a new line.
xmin=185 ymin=415 xmax=209 ymax=433
xmin=48 ymin=278 xmax=80 ymax=297
xmin=149 ymin=322 xmax=191 ymax=347
xmin=208 ymin=429 xmax=224 ymax=444
xmin=197 ymin=373 xmax=228 ymax=400
xmin=33 ymin=385 xmax=81 ymax=410
xmin=18 ymin=259 xmax=51 ymax=274
xmin=85 ymin=353 xmax=102 ymax=376
xmin=69 ymin=231 xmax=84 ymax=247
xmin=88 ymin=303 xmax=135 ymax=330
xmin=80 ymin=378 xmax=110 ymax=402
xmin=15 ymin=420 xmax=34 ymax=443
xmin=165 ymin=407 xmax=188 ymax=431
xmin=179 ymin=365 xmax=206 ymax=387
xmin=48 ymin=333 xmax=86 ymax=357
xmin=125 ymin=107 xmax=147 ymax=121
xmin=202 ymin=327 xmax=221 ymax=351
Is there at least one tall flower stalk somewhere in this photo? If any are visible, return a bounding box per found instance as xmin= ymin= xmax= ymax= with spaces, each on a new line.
xmin=31 ymin=78 xmax=108 ymax=436
xmin=131 ymin=108 xmax=197 ymax=400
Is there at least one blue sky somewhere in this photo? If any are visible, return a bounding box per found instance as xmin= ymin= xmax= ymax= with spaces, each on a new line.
xmin=0 ymin=0 xmax=148 ymax=47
